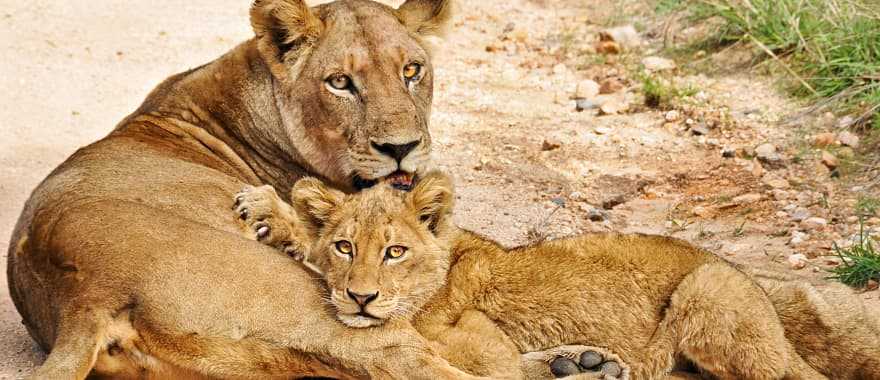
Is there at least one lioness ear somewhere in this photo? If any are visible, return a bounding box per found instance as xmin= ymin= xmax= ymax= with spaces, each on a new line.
xmin=406 ymin=171 xmax=454 ymax=234
xmin=291 ymin=177 xmax=344 ymax=233
xmin=395 ymin=0 xmax=453 ymax=38
xmin=250 ymin=0 xmax=323 ymax=60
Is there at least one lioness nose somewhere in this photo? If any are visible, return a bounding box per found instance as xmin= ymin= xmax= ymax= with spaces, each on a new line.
xmin=346 ymin=289 xmax=379 ymax=307
xmin=372 ymin=140 xmax=419 ymax=163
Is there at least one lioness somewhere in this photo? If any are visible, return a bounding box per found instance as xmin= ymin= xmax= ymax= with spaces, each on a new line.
xmin=7 ymin=0 xmax=512 ymax=378
xmin=234 ymin=172 xmax=880 ymax=380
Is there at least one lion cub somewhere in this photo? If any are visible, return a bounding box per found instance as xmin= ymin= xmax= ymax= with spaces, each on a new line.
xmin=235 ymin=172 xmax=880 ymax=380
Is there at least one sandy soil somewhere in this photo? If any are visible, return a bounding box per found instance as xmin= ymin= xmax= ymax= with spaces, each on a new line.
xmin=2 ymin=0 xmax=877 ymax=378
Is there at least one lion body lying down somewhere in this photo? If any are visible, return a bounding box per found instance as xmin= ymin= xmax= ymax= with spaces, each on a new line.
xmin=236 ymin=173 xmax=880 ymax=380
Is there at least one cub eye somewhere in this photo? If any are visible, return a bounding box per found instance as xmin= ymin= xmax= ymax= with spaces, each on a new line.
xmin=335 ymin=241 xmax=353 ymax=256
xmin=327 ymin=74 xmax=352 ymax=90
xmin=385 ymin=245 xmax=407 ymax=260
xmin=403 ymin=63 xmax=421 ymax=81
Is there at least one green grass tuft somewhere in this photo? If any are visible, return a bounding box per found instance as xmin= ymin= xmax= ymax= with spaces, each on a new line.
xmin=640 ymin=72 xmax=698 ymax=109
xmin=687 ymin=0 xmax=880 ymax=125
xmin=830 ymin=222 xmax=880 ymax=288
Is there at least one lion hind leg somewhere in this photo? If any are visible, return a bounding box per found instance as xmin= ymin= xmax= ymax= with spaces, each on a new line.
xmin=29 ymin=309 xmax=110 ymax=380
xmin=664 ymin=263 xmax=794 ymax=380
xmin=521 ymin=345 xmax=630 ymax=380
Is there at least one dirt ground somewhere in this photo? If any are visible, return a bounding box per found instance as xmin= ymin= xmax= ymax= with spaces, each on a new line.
xmin=2 ymin=0 xmax=878 ymax=378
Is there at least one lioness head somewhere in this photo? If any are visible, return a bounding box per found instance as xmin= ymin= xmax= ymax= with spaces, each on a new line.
xmin=291 ymin=172 xmax=455 ymax=327
xmin=251 ymin=0 xmax=452 ymax=191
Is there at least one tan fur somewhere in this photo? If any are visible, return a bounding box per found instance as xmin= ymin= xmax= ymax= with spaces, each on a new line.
xmin=250 ymin=172 xmax=880 ymax=380
xmin=7 ymin=1 xmax=483 ymax=379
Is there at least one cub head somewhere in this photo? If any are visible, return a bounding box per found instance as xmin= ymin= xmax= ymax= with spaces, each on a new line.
xmin=251 ymin=0 xmax=453 ymax=191
xmin=291 ymin=171 xmax=455 ymax=327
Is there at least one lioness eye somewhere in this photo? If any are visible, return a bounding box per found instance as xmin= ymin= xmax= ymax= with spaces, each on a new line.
xmin=385 ymin=245 xmax=407 ymax=260
xmin=327 ymin=74 xmax=352 ymax=90
xmin=403 ymin=63 xmax=421 ymax=80
xmin=335 ymin=241 xmax=353 ymax=255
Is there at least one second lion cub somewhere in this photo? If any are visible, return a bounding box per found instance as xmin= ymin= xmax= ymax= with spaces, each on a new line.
xmin=234 ymin=172 xmax=880 ymax=380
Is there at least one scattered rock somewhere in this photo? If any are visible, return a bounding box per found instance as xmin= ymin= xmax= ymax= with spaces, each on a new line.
xmin=690 ymin=123 xmax=710 ymax=136
xmin=574 ymin=80 xmax=600 ymax=100
xmin=837 ymin=131 xmax=860 ymax=149
xmin=867 ymin=279 xmax=879 ymax=291
xmin=790 ymin=207 xmax=811 ymax=222
xmin=789 ymin=231 xmax=809 ymax=246
xmin=594 ymin=126 xmax=612 ymax=135
xmin=569 ymin=191 xmax=585 ymax=201
xmin=642 ymin=56 xmax=676 ymax=72
xmin=599 ymin=100 xmax=625 ymax=115
xmin=732 ymin=193 xmax=762 ymax=205
xmin=598 ymin=77 xmax=625 ymax=94
xmin=692 ymin=206 xmax=710 ymax=217
xmin=755 ymin=143 xmax=783 ymax=166
xmin=664 ymin=110 xmax=681 ymax=122
xmin=800 ymin=217 xmax=828 ymax=231
xmin=762 ymin=174 xmax=790 ymax=189
xmin=788 ymin=253 xmax=809 ymax=270
xmin=837 ymin=115 xmax=855 ymax=129
xmin=575 ymin=99 xmax=599 ymax=112
xmin=599 ymin=25 xmax=641 ymax=49
xmin=811 ymin=133 xmax=835 ymax=147
xmin=771 ymin=190 xmax=790 ymax=201
xmin=541 ymin=138 xmax=562 ymax=151
xmin=584 ymin=206 xmax=608 ymax=222
xmin=721 ymin=147 xmax=736 ymax=158
xmin=596 ymin=41 xmax=621 ymax=55
xmin=820 ymin=150 xmax=838 ymax=170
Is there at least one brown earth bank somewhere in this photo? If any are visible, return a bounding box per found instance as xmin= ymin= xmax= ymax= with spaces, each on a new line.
xmin=1 ymin=0 xmax=877 ymax=378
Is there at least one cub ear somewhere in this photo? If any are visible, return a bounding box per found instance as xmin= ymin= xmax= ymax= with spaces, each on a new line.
xmin=291 ymin=177 xmax=344 ymax=233
xmin=395 ymin=0 xmax=454 ymax=38
xmin=406 ymin=171 xmax=454 ymax=234
xmin=250 ymin=0 xmax=323 ymax=59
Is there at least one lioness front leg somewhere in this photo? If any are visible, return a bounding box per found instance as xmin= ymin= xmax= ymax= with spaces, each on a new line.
xmin=234 ymin=185 xmax=307 ymax=260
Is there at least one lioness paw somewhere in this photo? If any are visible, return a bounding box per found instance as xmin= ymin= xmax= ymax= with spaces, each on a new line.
xmin=233 ymin=185 xmax=304 ymax=259
xmin=522 ymin=345 xmax=629 ymax=380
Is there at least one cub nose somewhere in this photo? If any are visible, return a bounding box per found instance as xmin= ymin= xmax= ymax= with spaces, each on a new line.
xmin=346 ymin=289 xmax=379 ymax=307
xmin=371 ymin=140 xmax=420 ymax=163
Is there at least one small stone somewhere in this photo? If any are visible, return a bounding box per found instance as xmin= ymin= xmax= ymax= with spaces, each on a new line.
xmin=775 ymin=211 xmax=789 ymax=218
xmin=599 ymin=100 xmax=625 ymax=115
xmin=692 ymin=206 xmax=710 ymax=217
xmin=552 ymin=63 xmax=568 ymax=75
xmin=789 ymin=231 xmax=809 ymax=246
xmin=600 ymin=25 xmax=641 ymax=49
xmin=812 ymin=132 xmax=836 ymax=147
xmin=846 ymin=216 xmax=859 ymax=223
xmin=721 ymin=147 xmax=736 ymax=158
xmin=664 ymin=110 xmax=681 ymax=122
xmin=642 ymin=56 xmax=676 ymax=72
xmin=586 ymin=208 xmax=608 ymax=222
xmin=575 ymin=79 xmax=600 ymax=100
xmin=771 ymin=190 xmax=790 ymax=201
xmin=790 ymin=207 xmax=811 ymax=222
xmin=733 ymin=193 xmax=762 ymax=205
xmin=821 ymin=151 xmax=838 ymax=170
xmin=762 ymin=175 xmax=790 ymax=189
xmin=575 ymin=98 xmax=599 ymax=112
xmin=837 ymin=131 xmax=859 ymax=148
xmin=542 ymin=138 xmax=562 ymax=151
xmin=691 ymin=123 xmax=710 ymax=136
xmin=800 ymin=217 xmax=828 ymax=231
xmin=788 ymin=253 xmax=809 ymax=270
xmin=594 ymin=126 xmax=612 ymax=135
xmin=755 ymin=143 xmax=781 ymax=165
xmin=596 ymin=41 xmax=621 ymax=55
xmin=569 ymin=191 xmax=585 ymax=201
xmin=599 ymin=77 xmax=625 ymax=94
xmin=867 ymin=279 xmax=879 ymax=291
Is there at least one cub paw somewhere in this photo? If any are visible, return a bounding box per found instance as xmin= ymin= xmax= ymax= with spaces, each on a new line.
xmin=522 ymin=345 xmax=629 ymax=380
xmin=233 ymin=185 xmax=304 ymax=260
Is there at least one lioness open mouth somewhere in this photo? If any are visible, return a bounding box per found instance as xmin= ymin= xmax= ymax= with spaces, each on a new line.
xmin=352 ymin=171 xmax=416 ymax=191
